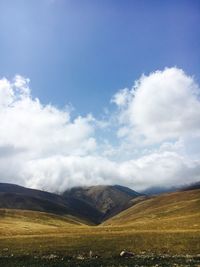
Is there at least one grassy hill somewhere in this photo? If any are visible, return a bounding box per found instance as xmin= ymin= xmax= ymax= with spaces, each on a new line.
xmin=0 ymin=189 xmax=199 ymax=264
xmin=0 ymin=208 xmax=88 ymax=237
xmin=103 ymin=189 xmax=200 ymax=230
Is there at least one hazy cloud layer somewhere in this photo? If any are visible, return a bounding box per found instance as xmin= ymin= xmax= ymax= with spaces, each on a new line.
xmin=0 ymin=68 xmax=200 ymax=192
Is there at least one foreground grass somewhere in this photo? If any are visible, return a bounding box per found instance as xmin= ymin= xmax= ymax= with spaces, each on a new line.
xmin=0 ymin=228 xmax=200 ymax=257
xmin=0 ymin=189 xmax=200 ymax=266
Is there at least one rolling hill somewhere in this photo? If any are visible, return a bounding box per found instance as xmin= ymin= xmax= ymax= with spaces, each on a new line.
xmin=0 ymin=208 xmax=87 ymax=237
xmin=103 ymin=188 xmax=200 ymax=230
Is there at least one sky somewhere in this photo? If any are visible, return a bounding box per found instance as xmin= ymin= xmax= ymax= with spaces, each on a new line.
xmin=0 ymin=0 xmax=200 ymax=192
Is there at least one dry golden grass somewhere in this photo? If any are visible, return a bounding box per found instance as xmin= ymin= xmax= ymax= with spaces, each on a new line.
xmin=104 ymin=189 xmax=200 ymax=230
xmin=0 ymin=209 xmax=89 ymax=236
xmin=0 ymin=189 xmax=200 ymax=256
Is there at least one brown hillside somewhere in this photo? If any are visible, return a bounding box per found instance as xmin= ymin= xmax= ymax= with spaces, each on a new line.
xmin=103 ymin=189 xmax=200 ymax=230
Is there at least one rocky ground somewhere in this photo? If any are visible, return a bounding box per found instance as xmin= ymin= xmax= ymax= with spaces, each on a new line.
xmin=0 ymin=254 xmax=200 ymax=267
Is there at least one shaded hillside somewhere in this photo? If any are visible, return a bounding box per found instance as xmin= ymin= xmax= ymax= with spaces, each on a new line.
xmin=0 ymin=183 xmax=101 ymax=224
xmin=181 ymin=181 xmax=200 ymax=191
xmin=63 ymin=185 xmax=142 ymax=221
xmin=0 ymin=183 xmax=142 ymax=224
xmin=141 ymin=181 xmax=200 ymax=195
xmin=103 ymin=189 xmax=200 ymax=230
xmin=141 ymin=186 xmax=179 ymax=195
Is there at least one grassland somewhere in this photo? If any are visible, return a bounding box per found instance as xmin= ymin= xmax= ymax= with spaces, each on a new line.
xmin=104 ymin=189 xmax=200 ymax=230
xmin=0 ymin=189 xmax=200 ymax=266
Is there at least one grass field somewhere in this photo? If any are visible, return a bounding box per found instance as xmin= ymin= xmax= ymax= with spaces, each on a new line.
xmin=104 ymin=189 xmax=200 ymax=230
xmin=0 ymin=189 xmax=200 ymax=266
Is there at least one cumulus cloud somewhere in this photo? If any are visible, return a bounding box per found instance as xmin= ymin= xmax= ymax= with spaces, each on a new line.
xmin=0 ymin=76 xmax=96 ymax=157
xmin=0 ymin=75 xmax=98 ymax=190
xmin=0 ymin=69 xmax=200 ymax=193
xmin=113 ymin=67 xmax=200 ymax=144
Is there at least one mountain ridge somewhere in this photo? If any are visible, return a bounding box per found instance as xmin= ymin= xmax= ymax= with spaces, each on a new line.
xmin=0 ymin=182 xmax=142 ymax=224
xmin=63 ymin=184 xmax=142 ymax=221
xmin=1 ymin=182 xmax=199 ymax=225
xmin=0 ymin=183 xmax=101 ymax=224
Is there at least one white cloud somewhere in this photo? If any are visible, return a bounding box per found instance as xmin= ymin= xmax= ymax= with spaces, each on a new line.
xmin=118 ymin=151 xmax=200 ymax=190
xmin=0 ymin=76 xmax=96 ymax=158
xmin=0 ymin=70 xmax=199 ymax=193
xmin=0 ymin=76 xmax=98 ymax=190
xmin=111 ymin=88 xmax=132 ymax=107
xmin=0 ymin=78 xmax=14 ymax=107
xmin=114 ymin=67 xmax=200 ymax=144
xmin=22 ymin=152 xmax=200 ymax=192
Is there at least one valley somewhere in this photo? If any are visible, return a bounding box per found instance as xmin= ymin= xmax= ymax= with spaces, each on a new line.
xmin=0 ymin=183 xmax=199 ymax=266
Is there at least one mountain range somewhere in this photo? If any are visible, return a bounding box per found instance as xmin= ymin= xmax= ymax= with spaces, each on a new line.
xmin=0 ymin=183 xmax=142 ymax=224
xmin=0 ymin=181 xmax=199 ymax=225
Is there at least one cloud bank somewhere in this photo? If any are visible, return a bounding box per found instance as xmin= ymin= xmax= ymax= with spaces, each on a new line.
xmin=0 ymin=68 xmax=200 ymax=192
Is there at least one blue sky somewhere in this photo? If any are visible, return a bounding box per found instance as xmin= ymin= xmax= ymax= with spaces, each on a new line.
xmin=0 ymin=0 xmax=200 ymax=191
xmin=0 ymin=0 xmax=199 ymax=117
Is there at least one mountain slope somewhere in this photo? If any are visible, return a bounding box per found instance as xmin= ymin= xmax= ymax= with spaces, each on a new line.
xmin=141 ymin=181 xmax=200 ymax=195
xmin=0 ymin=183 xmax=142 ymax=224
xmin=63 ymin=185 xmax=142 ymax=221
xmin=0 ymin=183 xmax=100 ymax=224
xmin=103 ymin=189 xmax=200 ymax=230
xmin=181 ymin=181 xmax=200 ymax=191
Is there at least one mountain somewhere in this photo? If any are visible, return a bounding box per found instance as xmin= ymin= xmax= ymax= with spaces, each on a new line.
xmin=103 ymin=188 xmax=200 ymax=230
xmin=0 ymin=183 xmax=101 ymax=224
xmin=141 ymin=181 xmax=200 ymax=195
xmin=63 ymin=184 xmax=142 ymax=221
xmin=1 ymin=182 xmax=199 ymax=236
xmin=141 ymin=185 xmax=179 ymax=195
xmin=180 ymin=181 xmax=200 ymax=191
xmin=0 ymin=183 xmax=142 ymax=224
